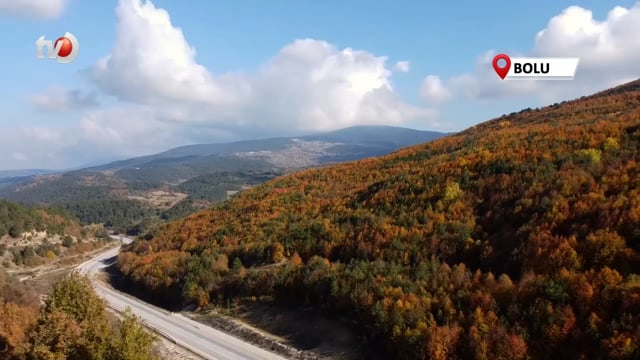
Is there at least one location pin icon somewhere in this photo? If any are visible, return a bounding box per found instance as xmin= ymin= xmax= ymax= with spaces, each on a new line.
xmin=492 ymin=54 xmax=511 ymax=80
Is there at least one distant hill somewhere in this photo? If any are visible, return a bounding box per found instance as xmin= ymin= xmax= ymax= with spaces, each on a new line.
xmin=90 ymin=125 xmax=445 ymax=170
xmin=0 ymin=169 xmax=58 ymax=179
xmin=0 ymin=126 xmax=445 ymax=232
xmin=0 ymin=170 xmax=61 ymax=190
xmin=118 ymin=80 xmax=640 ymax=359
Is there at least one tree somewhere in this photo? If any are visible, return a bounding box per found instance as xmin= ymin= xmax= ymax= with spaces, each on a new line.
xmin=29 ymin=273 xmax=113 ymax=359
xmin=28 ymin=310 xmax=83 ymax=360
xmin=27 ymin=274 xmax=157 ymax=360
xmin=62 ymin=236 xmax=74 ymax=248
xmin=290 ymin=252 xmax=303 ymax=267
xmin=443 ymin=182 xmax=463 ymax=201
xmin=8 ymin=224 xmax=22 ymax=238
xmin=111 ymin=308 xmax=156 ymax=360
xmin=0 ymin=301 xmax=38 ymax=357
xmin=271 ymin=242 xmax=285 ymax=263
xmin=427 ymin=324 xmax=462 ymax=360
xmin=232 ymin=257 xmax=244 ymax=271
xmin=583 ymin=229 xmax=626 ymax=268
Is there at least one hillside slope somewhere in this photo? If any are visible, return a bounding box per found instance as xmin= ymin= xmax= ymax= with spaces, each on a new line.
xmin=0 ymin=200 xmax=110 ymax=269
xmin=117 ymin=80 xmax=640 ymax=360
xmin=0 ymin=200 xmax=83 ymax=239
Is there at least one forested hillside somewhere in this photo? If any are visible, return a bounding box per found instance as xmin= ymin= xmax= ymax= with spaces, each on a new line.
xmin=117 ymin=80 xmax=640 ymax=359
xmin=0 ymin=200 xmax=82 ymax=239
xmin=0 ymin=200 xmax=113 ymax=269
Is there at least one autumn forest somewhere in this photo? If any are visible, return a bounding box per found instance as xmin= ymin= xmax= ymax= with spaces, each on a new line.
xmin=117 ymin=80 xmax=640 ymax=359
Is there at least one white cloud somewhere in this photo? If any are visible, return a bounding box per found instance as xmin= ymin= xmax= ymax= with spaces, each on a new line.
xmin=0 ymin=108 xmax=191 ymax=170
xmin=429 ymin=2 xmax=640 ymax=103
xmin=89 ymin=0 xmax=240 ymax=106
xmin=89 ymin=0 xmax=435 ymax=137
xmin=419 ymin=75 xmax=452 ymax=103
xmin=394 ymin=61 xmax=410 ymax=73
xmin=0 ymin=126 xmax=74 ymax=169
xmin=30 ymin=86 xmax=99 ymax=111
xmin=79 ymin=106 xmax=188 ymax=156
xmin=246 ymin=39 xmax=433 ymax=132
xmin=0 ymin=0 xmax=68 ymax=19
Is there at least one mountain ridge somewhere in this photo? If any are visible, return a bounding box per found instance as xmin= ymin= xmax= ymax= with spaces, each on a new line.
xmin=88 ymin=125 xmax=446 ymax=171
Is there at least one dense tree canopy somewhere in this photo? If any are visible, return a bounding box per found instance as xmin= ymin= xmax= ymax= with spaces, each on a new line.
xmin=0 ymin=200 xmax=83 ymax=238
xmin=0 ymin=169 xmax=281 ymax=234
xmin=62 ymin=199 xmax=155 ymax=233
xmin=0 ymin=269 xmax=39 ymax=356
xmin=118 ymin=80 xmax=640 ymax=359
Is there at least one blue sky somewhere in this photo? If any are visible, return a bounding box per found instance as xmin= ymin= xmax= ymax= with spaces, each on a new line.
xmin=0 ymin=0 xmax=639 ymax=169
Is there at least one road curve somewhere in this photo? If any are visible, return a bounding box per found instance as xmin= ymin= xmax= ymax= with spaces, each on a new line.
xmin=76 ymin=238 xmax=288 ymax=360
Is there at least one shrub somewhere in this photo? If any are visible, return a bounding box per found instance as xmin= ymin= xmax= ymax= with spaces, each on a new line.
xmin=62 ymin=236 xmax=74 ymax=248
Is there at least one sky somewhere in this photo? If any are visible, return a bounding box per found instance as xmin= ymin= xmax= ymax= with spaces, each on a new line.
xmin=0 ymin=0 xmax=639 ymax=170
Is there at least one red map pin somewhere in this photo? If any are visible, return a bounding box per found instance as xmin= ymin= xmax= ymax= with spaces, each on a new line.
xmin=492 ymin=54 xmax=511 ymax=80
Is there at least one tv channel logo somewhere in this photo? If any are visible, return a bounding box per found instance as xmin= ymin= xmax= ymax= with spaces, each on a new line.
xmin=35 ymin=32 xmax=79 ymax=64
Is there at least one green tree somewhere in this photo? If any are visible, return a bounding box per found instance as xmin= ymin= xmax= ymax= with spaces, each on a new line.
xmin=29 ymin=273 xmax=112 ymax=359
xmin=27 ymin=273 xmax=156 ymax=360
xmin=232 ymin=257 xmax=244 ymax=271
xmin=9 ymin=224 xmax=23 ymax=238
xmin=110 ymin=308 xmax=156 ymax=360
xmin=62 ymin=236 xmax=74 ymax=248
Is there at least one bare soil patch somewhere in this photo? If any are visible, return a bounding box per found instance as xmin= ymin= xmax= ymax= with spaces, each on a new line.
xmin=187 ymin=301 xmax=379 ymax=360
xmin=127 ymin=190 xmax=188 ymax=209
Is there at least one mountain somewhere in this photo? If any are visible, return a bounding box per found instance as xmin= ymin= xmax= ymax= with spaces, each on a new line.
xmin=0 ymin=126 xmax=445 ymax=232
xmin=0 ymin=169 xmax=58 ymax=179
xmin=90 ymin=125 xmax=445 ymax=170
xmin=117 ymin=80 xmax=640 ymax=359
xmin=0 ymin=170 xmax=61 ymax=190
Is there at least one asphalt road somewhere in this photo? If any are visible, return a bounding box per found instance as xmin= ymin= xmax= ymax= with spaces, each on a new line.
xmin=76 ymin=238 xmax=288 ymax=360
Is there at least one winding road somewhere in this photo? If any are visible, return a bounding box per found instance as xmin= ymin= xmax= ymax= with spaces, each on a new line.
xmin=76 ymin=237 xmax=288 ymax=360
